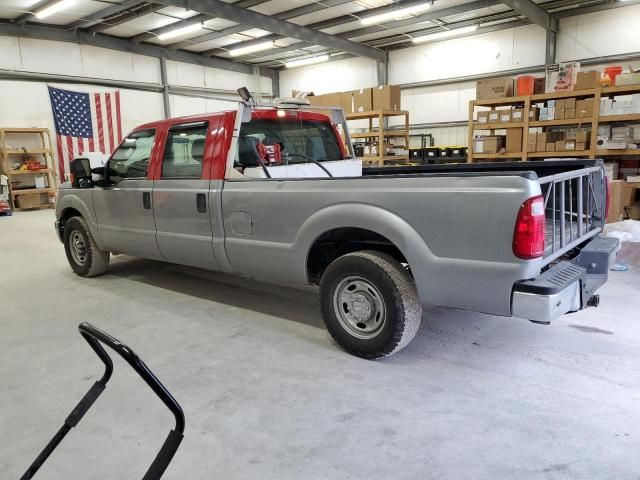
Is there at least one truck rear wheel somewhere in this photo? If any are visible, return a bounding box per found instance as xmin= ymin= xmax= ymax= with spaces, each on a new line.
xmin=319 ymin=251 xmax=422 ymax=359
xmin=64 ymin=216 xmax=110 ymax=277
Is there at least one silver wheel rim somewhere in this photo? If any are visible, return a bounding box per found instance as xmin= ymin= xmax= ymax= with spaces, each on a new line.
xmin=70 ymin=230 xmax=87 ymax=266
xmin=333 ymin=276 xmax=386 ymax=339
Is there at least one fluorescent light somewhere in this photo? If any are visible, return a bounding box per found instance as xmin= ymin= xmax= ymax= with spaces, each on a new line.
xmin=360 ymin=2 xmax=431 ymax=25
xmin=412 ymin=25 xmax=479 ymax=43
xmin=157 ymin=23 xmax=202 ymax=41
xmin=35 ymin=0 xmax=75 ymax=19
xmin=229 ymin=41 xmax=275 ymax=57
xmin=285 ymin=54 xmax=330 ymax=69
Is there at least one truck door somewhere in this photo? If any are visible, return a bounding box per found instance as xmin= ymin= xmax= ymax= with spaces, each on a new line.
xmin=152 ymin=120 xmax=220 ymax=270
xmin=93 ymin=128 xmax=163 ymax=260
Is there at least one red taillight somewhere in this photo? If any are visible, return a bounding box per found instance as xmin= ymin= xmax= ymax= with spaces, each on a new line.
xmin=513 ymin=195 xmax=545 ymax=259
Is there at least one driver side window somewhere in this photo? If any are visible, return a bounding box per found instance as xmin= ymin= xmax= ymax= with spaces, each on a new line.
xmin=108 ymin=129 xmax=156 ymax=185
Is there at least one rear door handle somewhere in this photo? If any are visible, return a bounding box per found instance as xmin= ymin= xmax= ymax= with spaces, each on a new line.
xmin=196 ymin=193 xmax=207 ymax=214
xmin=142 ymin=191 xmax=151 ymax=210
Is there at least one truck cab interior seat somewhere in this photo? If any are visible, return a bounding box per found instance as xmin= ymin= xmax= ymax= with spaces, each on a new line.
xmin=238 ymin=137 xmax=263 ymax=167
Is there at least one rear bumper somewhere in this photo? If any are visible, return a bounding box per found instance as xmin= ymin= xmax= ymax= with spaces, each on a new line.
xmin=512 ymin=235 xmax=620 ymax=324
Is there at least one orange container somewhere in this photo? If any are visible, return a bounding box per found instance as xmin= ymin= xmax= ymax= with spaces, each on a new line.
xmin=604 ymin=66 xmax=623 ymax=86
xmin=516 ymin=75 xmax=535 ymax=96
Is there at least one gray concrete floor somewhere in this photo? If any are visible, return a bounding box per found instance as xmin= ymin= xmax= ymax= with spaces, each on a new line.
xmin=1 ymin=209 xmax=640 ymax=480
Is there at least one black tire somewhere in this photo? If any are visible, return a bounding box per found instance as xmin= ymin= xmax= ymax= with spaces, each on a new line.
xmin=320 ymin=250 xmax=422 ymax=359
xmin=63 ymin=216 xmax=110 ymax=277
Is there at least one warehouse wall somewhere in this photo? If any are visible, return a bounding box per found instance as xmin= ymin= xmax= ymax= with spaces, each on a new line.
xmin=0 ymin=36 xmax=270 ymax=137
xmin=280 ymin=4 xmax=640 ymax=146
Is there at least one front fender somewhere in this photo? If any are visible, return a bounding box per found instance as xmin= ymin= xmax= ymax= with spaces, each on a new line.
xmin=56 ymin=191 xmax=106 ymax=250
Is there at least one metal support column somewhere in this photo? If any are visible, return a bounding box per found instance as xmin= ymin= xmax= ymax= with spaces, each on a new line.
xmin=376 ymin=52 xmax=388 ymax=86
xmin=271 ymin=70 xmax=280 ymax=100
xmin=160 ymin=54 xmax=171 ymax=119
xmin=545 ymin=28 xmax=557 ymax=65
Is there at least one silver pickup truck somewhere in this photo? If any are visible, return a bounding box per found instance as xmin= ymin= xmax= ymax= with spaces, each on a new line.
xmin=55 ymin=100 xmax=619 ymax=359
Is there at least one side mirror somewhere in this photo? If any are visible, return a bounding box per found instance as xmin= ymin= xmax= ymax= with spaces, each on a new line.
xmin=69 ymin=158 xmax=95 ymax=189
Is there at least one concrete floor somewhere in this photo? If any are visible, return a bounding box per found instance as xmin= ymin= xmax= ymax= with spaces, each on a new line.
xmin=1 ymin=209 xmax=640 ymax=480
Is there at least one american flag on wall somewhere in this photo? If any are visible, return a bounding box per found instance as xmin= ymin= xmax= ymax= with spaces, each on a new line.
xmin=47 ymin=86 xmax=123 ymax=180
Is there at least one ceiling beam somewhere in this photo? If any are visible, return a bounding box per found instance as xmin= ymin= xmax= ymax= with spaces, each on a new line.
xmin=65 ymin=0 xmax=148 ymax=30
xmin=90 ymin=3 xmax=166 ymax=33
xmin=500 ymin=0 xmax=558 ymax=31
xmin=131 ymin=13 xmax=209 ymax=43
xmin=0 ymin=21 xmax=277 ymax=78
xmin=230 ymin=0 xmax=503 ymax=62
xmin=153 ymin=0 xmax=385 ymax=61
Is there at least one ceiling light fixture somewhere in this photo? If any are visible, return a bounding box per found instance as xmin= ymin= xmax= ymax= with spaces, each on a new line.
xmin=35 ymin=0 xmax=75 ymax=19
xmin=285 ymin=54 xmax=330 ymax=69
xmin=412 ymin=25 xmax=479 ymax=43
xmin=360 ymin=2 xmax=431 ymax=25
xmin=157 ymin=23 xmax=203 ymax=41
xmin=229 ymin=40 xmax=275 ymax=57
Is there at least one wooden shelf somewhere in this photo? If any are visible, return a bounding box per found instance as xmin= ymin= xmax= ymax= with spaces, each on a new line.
xmin=0 ymin=128 xmax=49 ymax=133
xmin=8 ymin=168 xmax=52 ymax=175
xmin=530 ymin=89 xmax=596 ymax=102
xmin=598 ymin=114 xmax=640 ymax=123
xmin=351 ymin=130 xmax=408 ymax=138
xmin=11 ymin=188 xmax=55 ymax=196
xmin=472 ymin=152 xmax=523 ymax=159
xmin=0 ymin=148 xmax=51 ymax=155
xmin=601 ymin=84 xmax=640 ymax=95
xmin=473 ymin=122 xmax=524 ymax=130
xmin=596 ymin=149 xmax=640 ymax=156
xmin=528 ymin=150 xmax=591 ymax=158
xmin=529 ymin=118 xmax=592 ymax=127
xmin=359 ymin=155 xmax=409 ymax=161
xmin=346 ymin=109 xmax=408 ymax=120
xmin=474 ymin=96 xmax=527 ymax=107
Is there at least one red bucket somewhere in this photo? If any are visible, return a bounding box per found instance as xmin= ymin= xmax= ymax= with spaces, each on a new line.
xmin=516 ymin=75 xmax=535 ymax=96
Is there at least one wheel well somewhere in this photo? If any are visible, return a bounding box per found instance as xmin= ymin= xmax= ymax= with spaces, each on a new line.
xmin=58 ymin=207 xmax=82 ymax=236
xmin=306 ymin=228 xmax=407 ymax=284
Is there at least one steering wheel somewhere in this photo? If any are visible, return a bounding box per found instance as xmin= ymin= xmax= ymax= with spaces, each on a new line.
xmin=285 ymin=153 xmax=333 ymax=178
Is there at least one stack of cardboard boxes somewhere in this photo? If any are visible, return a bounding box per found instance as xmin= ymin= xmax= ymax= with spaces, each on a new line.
xmin=302 ymin=85 xmax=402 ymax=113
xmin=537 ymin=98 xmax=594 ymax=121
xmin=527 ymin=131 xmax=590 ymax=153
xmin=476 ymin=107 xmax=526 ymax=124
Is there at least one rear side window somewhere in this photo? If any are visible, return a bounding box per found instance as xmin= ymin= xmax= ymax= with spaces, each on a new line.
xmin=161 ymin=122 xmax=208 ymax=179
xmin=109 ymin=129 xmax=155 ymax=184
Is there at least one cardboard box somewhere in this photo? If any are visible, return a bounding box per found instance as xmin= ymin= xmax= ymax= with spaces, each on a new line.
xmin=372 ymin=85 xmax=401 ymax=110
xmin=474 ymin=136 xmax=505 ymax=153
xmin=511 ymin=108 xmax=525 ymax=122
xmin=575 ymin=70 xmax=601 ymax=90
xmin=576 ymin=99 xmax=595 ymax=117
xmin=565 ymin=97 xmax=577 ymax=110
xmin=555 ymin=99 xmax=566 ymax=110
xmin=607 ymin=180 xmax=625 ymax=223
xmin=340 ymin=92 xmax=353 ymax=113
xmin=536 ymin=132 xmax=549 ymax=145
xmin=505 ymin=128 xmax=523 ymax=153
xmin=526 ymin=141 xmax=537 ymax=153
xmin=616 ymin=73 xmax=640 ymax=86
xmin=565 ymin=108 xmax=575 ymax=119
xmin=547 ymin=107 xmax=555 ymax=120
xmin=575 ymin=142 xmax=587 ymax=150
xmin=545 ymin=62 xmax=580 ymax=93
xmin=499 ymin=110 xmax=512 ymax=123
xmin=565 ymin=140 xmax=576 ymax=151
xmin=16 ymin=193 xmax=41 ymax=209
xmin=539 ymin=107 xmax=549 ymax=121
xmin=477 ymin=111 xmax=490 ymax=124
xmin=529 ymin=106 xmax=539 ymax=121
xmin=555 ymin=140 xmax=566 ymax=151
xmin=528 ymin=133 xmax=537 ymax=145
xmin=575 ymin=131 xmax=590 ymax=143
xmin=488 ymin=110 xmax=499 ymax=123
xmin=353 ymin=88 xmax=373 ymax=112
xmin=546 ymin=143 xmax=556 ymax=152
xmin=555 ymin=108 xmax=565 ymax=120
xmin=476 ymin=76 xmax=514 ymax=100
xmin=534 ymin=77 xmax=546 ymax=94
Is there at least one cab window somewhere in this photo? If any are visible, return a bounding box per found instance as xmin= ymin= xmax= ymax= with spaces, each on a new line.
xmin=161 ymin=122 xmax=208 ymax=179
xmin=108 ymin=129 xmax=155 ymax=184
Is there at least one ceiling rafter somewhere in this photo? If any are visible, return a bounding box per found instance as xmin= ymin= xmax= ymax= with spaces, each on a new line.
xmin=152 ymin=0 xmax=385 ymax=61
xmin=66 ymin=0 xmax=149 ymax=30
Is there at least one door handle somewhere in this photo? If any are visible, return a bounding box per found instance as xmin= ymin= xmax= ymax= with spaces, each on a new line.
xmin=142 ymin=191 xmax=151 ymax=210
xmin=196 ymin=193 xmax=207 ymax=214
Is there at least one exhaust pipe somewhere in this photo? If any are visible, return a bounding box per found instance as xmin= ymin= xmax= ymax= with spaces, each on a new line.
xmin=587 ymin=294 xmax=600 ymax=308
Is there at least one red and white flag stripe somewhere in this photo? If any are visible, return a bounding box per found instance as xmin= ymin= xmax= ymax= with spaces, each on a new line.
xmin=55 ymin=90 xmax=122 ymax=180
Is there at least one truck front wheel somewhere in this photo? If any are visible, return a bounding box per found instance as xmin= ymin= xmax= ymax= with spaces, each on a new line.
xmin=319 ymin=251 xmax=422 ymax=359
xmin=63 ymin=216 xmax=110 ymax=277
